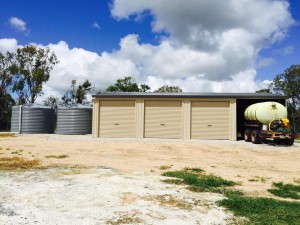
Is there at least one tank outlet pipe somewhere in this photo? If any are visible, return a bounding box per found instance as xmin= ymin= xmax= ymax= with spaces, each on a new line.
xmin=18 ymin=105 xmax=23 ymax=134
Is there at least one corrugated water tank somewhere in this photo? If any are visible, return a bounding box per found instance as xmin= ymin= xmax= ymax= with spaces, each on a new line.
xmin=11 ymin=105 xmax=55 ymax=133
xmin=56 ymin=105 xmax=92 ymax=135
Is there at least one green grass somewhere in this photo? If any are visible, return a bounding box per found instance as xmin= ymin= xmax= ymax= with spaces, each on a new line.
xmin=163 ymin=168 xmax=300 ymax=225
xmin=45 ymin=154 xmax=69 ymax=159
xmin=268 ymin=182 xmax=300 ymax=199
xmin=162 ymin=167 xmax=236 ymax=192
xmin=219 ymin=195 xmax=300 ymax=225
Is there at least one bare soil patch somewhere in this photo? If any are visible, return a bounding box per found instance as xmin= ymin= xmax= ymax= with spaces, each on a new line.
xmin=1 ymin=134 xmax=299 ymax=198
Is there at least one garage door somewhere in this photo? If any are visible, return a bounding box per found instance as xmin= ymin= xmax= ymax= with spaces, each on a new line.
xmin=144 ymin=101 xmax=182 ymax=139
xmin=191 ymin=102 xmax=230 ymax=139
xmin=99 ymin=101 xmax=135 ymax=138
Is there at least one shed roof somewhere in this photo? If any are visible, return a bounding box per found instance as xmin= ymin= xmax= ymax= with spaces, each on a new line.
xmin=93 ymin=92 xmax=287 ymax=99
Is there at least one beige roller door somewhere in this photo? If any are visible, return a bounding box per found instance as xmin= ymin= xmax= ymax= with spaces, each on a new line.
xmin=99 ymin=101 xmax=135 ymax=138
xmin=191 ymin=102 xmax=230 ymax=139
xmin=144 ymin=101 xmax=182 ymax=139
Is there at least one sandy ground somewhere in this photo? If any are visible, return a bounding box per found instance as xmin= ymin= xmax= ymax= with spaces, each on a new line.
xmin=0 ymin=134 xmax=300 ymax=224
xmin=0 ymin=168 xmax=234 ymax=225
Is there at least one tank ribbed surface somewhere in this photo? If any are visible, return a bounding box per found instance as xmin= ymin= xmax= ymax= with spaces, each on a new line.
xmin=11 ymin=105 xmax=55 ymax=133
xmin=11 ymin=106 xmax=21 ymax=132
xmin=244 ymin=102 xmax=287 ymax=124
xmin=56 ymin=107 xmax=92 ymax=135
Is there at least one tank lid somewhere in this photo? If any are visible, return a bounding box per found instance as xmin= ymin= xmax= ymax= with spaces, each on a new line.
xmin=15 ymin=104 xmax=54 ymax=109
xmin=57 ymin=104 xmax=92 ymax=109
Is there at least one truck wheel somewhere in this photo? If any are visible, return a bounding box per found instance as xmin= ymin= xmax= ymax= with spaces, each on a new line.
xmin=274 ymin=139 xmax=281 ymax=145
xmin=285 ymin=138 xmax=294 ymax=146
xmin=251 ymin=130 xmax=261 ymax=144
xmin=244 ymin=129 xmax=252 ymax=142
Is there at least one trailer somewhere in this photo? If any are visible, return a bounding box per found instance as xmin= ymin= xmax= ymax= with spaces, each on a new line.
xmin=243 ymin=102 xmax=294 ymax=145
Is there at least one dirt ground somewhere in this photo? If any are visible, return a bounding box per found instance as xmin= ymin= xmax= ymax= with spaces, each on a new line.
xmin=0 ymin=134 xmax=300 ymax=224
xmin=1 ymin=134 xmax=300 ymax=197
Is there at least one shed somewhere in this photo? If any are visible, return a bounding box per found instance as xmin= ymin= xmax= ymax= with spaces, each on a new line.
xmin=92 ymin=93 xmax=287 ymax=140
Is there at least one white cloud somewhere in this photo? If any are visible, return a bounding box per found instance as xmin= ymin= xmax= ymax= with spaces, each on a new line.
xmin=273 ymin=45 xmax=294 ymax=56
xmin=0 ymin=38 xmax=19 ymax=52
xmin=42 ymin=38 xmax=270 ymax=103
xmin=91 ymin=22 xmax=101 ymax=30
xmin=110 ymin=0 xmax=294 ymax=81
xmin=9 ymin=17 xmax=28 ymax=33
xmin=1 ymin=37 xmax=271 ymax=105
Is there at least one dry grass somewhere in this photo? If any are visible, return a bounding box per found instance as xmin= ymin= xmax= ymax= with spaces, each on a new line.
xmin=142 ymin=194 xmax=193 ymax=210
xmin=0 ymin=133 xmax=15 ymax=137
xmin=0 ymin=156 xmax=41 ymax=170
xmin=158 ymin=165 xmax=172 ymax=170
xmin=45 ymin=155 xmax=69 ymax=159
xmin=107 ymin=213 xmax=143 ymax=225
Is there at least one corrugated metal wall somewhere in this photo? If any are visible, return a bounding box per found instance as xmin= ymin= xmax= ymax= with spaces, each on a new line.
xmin=56 ymin=107 xmax=92 ymax=135
xmin=11 ymin=106 xmax=55 ymax=134
xmin=11 ymin=106 xmax=21 ymax=133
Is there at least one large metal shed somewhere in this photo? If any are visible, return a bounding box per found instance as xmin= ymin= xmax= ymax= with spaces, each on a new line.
xmin=92 ymin=93 xmax=287 ymax=140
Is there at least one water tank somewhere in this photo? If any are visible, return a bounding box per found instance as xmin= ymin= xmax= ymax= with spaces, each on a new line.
xmin=11 ymin=105 xmax=55 ymax=133
xmin=244 ymin=102 xmax=287 ymax=124
xmin=56 ymin=105 xmax=92 ymax=135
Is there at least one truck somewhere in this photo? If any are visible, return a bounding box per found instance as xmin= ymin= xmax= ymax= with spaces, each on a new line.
xmin=243 ymin=102 xmax=295 ymax=145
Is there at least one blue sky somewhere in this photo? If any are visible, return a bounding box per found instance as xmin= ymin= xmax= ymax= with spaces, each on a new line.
xmin=0 ymin=0 xmax=299 ymax=100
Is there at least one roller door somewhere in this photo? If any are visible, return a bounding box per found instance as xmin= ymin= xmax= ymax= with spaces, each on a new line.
xmin=191 ymin=102 xmax=230 ymax=139
xmin=99 ymin=101 xmax=135 ymax=138
xmin=144 ymin=101 xmax=182 ymax=139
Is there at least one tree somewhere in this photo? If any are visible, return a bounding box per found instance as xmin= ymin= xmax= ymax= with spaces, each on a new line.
xmin=154 ymin=85 xmax=182 ymax=93
xmin=106 ymin=76 xmax=150 ymax=92
xmin=0 ymin=51 xmax=18 ymax=131
xmin=0 ymin=51 xmax=17 ymax=97
xmin=44 ymin=95 xmax=59 ymax=110
xmin=13 ymin=45 xmax=59 ymax=104
xmin=0 ymin=93 xmax=15 ymax=131
xmin=256 ymin=89 xmax=271 ymax=93
xmin=75 ymin=80 xmax=92 ymax=104
xmin=269 ymin=64 xmax=300 ymax=132
xmin=62 ymin=79 xmax=92 ymax=104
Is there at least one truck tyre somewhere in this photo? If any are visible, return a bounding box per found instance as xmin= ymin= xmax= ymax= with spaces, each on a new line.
xmin=285 ymin=138 xmax=294 ymax=146
xmin=251 ymin=130 xmax=261 ymax=144
xmin=244 ymin=129 xmax=252 ymax=142
xmin=274 ymin=139 xmax=281 ymax=145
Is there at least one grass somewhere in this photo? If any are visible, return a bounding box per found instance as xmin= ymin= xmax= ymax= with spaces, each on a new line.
xmin=268 ymin=182 xmax=300 ymax=199
xmin=0 ymin=133 xmax=15 ymax=137
xmin=163 ymin=168 xmax=300 ymax=225
xmin=158 ymin=165 xmax=172 ymax=170
xmin=162 ymin=167 xmax=236 ymax=192
xmin=45 ymin=154 xmax=69 ymax=159
xmin=219 ymin=194 xmax=300 ymax=225
xmin=0 ymin=157 xmax=41 ymax=170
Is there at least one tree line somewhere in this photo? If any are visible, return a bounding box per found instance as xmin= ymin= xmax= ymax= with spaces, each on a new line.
xmin=1 ymin=44 xmax=299 ymax=132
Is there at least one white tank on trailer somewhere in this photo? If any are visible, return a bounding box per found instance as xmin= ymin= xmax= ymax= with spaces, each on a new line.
xmin=244 ymin=102 xmax=287 ymax=124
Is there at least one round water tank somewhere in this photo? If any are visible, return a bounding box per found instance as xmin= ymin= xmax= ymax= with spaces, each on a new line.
xmin=11 ymin=105 xmax=55 ymax=133
xmin=56 ymin=105 xmax=92 ymax=135
xmin=244 ymin=102 xmax=287 ymax=124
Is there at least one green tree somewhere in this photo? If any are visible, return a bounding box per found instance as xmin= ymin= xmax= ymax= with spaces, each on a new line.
xmin=62 ymin=79 xmax=92 ymax=104
xmin=0 ymin=93 xmax=15 ymax=131
xmin=154 ymin=85 xmax=182 ymax=93
xmin=44 ymin=95 xmax=59 ymax=110
xmin=0 ymin=51 xmax=18 ymax=131
xmin=269 ymin=64 xmax=300 ymax=132
xmin=256 ymin=89 xmax=271 ymax=93
xmin=106 ymin=76 xmax=150 ymax=92
xmin=13 ymin=45 xmax=59 ymax=104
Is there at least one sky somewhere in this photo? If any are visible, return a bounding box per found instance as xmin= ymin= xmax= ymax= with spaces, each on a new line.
xmin=0 ymin=0 xmax=299 ymax=103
